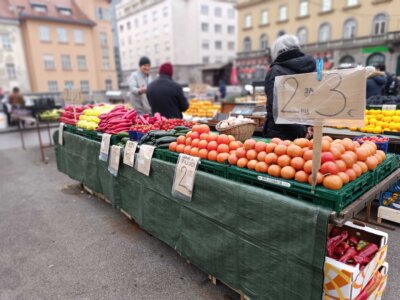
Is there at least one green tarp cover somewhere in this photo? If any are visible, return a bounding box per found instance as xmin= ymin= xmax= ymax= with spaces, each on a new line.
xmin=55 ymin=131 xmax=331 ymax=300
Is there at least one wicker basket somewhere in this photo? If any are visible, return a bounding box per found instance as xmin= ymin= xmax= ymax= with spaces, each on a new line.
xmin=216 ymin=121 xmax=256 ymax=142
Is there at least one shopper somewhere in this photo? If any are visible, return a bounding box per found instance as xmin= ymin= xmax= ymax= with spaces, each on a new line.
xmin=366 ymin=66 xmax=387 ymax=99
xmin=3 ymin=87 xmax=25 ymax=126
xmin=263 ymin=34 xmax=315 ymax=140
xmin=219 ymin=80 xmax=226 ymax=99
xmin=376 ymin=64 xmax=398 ymax=96
xmin=146 ymin=63 xmax=189 ymax=119
xmin=128 ymin=56 xmax=152 ymax=114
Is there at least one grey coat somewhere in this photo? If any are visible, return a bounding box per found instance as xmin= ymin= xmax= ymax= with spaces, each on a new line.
xmin=128 ymin=71 xmax=152 ymax=114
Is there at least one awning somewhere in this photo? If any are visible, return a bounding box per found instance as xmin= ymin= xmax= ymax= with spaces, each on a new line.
xmin=200 ymin=63 xmax=229 ymax=71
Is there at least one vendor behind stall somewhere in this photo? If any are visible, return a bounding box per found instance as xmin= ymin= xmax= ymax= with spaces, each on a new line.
xmin=128 ymin=57 xmax=153 ymax=114
xmin=263 ymin=34 xmax=315 ymax=140
xmin=147 ymin=63 xmax=189 ymax=119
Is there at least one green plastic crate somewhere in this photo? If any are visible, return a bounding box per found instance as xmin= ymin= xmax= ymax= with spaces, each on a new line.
xmin=372 ymin=154 xmax=399 ymax=185
xmin=64 ymin=124 xmax=78 ymax=134
xmin=226 ymin=166 xmax=374 ymax=212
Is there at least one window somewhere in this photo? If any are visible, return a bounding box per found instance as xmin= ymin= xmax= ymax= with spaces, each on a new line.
xmin=243 ymin=37 xmax=252 ymax=52
xmin=99 ymin=32 xmax=107 ymax=47
xmin=80 ymin=80 xmax=90 ymax=93
xmin=322 ymin=0 xmax=332 ymax=12
xmin=297 ymin=27 xmax=308 ymax=45
xmin=105 ymin=79 xmax=112 ymax=91
xmin=343 ymin=18 xmax=357 ymax=39
xmin=102 ymin=56 xmax=110 ymax=70
xmin=1 ymin=34 xmax=11 ymax=50
xmin=77 ymin=55 xmax=87 ymax=70
xmin=215 ymin=56 xmax=223 ymax=63
xmin=279 ymin=6 xmax=288 ymax=21
xmin=58 ymin=8 xmax=72 ymax=16
xmin=259 ymin=34 xmax=268 ymax=50
xmin=215 ymin=24 xmax=222 ymax=33
xmin=127 ymin=21 xmax=131 ymax=30
xmin=95 ymin=7 xmax=109 ymax=20
xmin=202 ymin=40 xmax=209 ymax=50
xmin=347 ymin=0 xmax=358 ymax=6
xmin=244 ymin=15 xmax=252 ymax=28
xmin=228 ymin=25 xmax=235 ymax=34
xmin=56 ymin=28 xmax=67 ymax=43
xmin=119 ymin=24 xmax=124 ymax=32
xmin=366 ymin=53 xmax=385 ymax=66
xmin=43 ymin=54 xmax=55 ymax=70
xmin=32 ymin=4 xmax=47 ymax=13
xmin=215 ymin=41 xmax=222 ymax=50
xmin=215 ymin=7 xmax=222 ymax=17
xmin=39 ymin=26 xmax=50 ymax=42
xmin=201 ymin=23 xmax=209 ymax=32
xmin=373 ymin=14 xmax=387 ymax=35
xmin=154 ymin=44 xmax=159 ymax=53
xmin=228 ymin=9 xmax=235 ymax=19
xmin=48 ymin=81 xmax=58 ymax=92
xmin=61 ymin=55 xmax=72 ymax=70
xmin=6 ymin=63 xmax=16 ymax=80
xmin=143 ymin=14 xmax=147 ymax=24
xmin=162 ymin=7 xmax=168 ymax=17
xmin=152 ymin=10 xmax=157 ymax=21
xmin=260 ymin=10 xmax=269 ymax=25
xmin=299 ymin=0 xmax=308 ymax=17
xmin=202 ymin=56 xmax=209 ymax=64
xmin=73 ymin=30 xmax=84 ymax=44
xmin=228 ymin=41 xmax=235 ymax=51
xmin=65 ymin=81 xmax=74 ymax=90
xmin=201 ymin=5 xmax=208 ymax=15
xmin=319 ymin=23 xmax=331 ymax=42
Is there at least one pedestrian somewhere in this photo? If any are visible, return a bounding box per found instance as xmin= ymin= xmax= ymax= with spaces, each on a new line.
xmin=376 ymin=64 xmax=398 ymax=96
xmin=128 ymin=56 xmax=152 ymax=114
xmin=3 ymin=87 xmax=25 ymax=126
xmin=219 ymin=80 xmax=226 ymax=99
xmin=365 ymin=66 xmax=386 ymax=99
xmin=263 ymin=34 xmax=315 ymax=140
xmin=146 ymin=63 xmax=189 ymax=119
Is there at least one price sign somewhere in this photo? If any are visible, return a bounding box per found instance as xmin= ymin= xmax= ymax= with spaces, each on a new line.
xmin=172 ymin=154 xmax=200 ymax=201
xmin=108 ymin=145 xmax=122 ymax=176
xmin=58 ymin=123 xmax=65 ymax=146
xmin=99 ymin=133 xmax=111 ymax=161
xmin=123 ymin=141 xmax=138 ymax=167
xmin=63 ymin=89 xmax=83 ymax=120
xmin=135 ymin=145 xmax=155 ymax=176
xmin=275 ymin=68 xmax=366 ymax=127
xmin=382 ymin=105 xmax=396 ymax=111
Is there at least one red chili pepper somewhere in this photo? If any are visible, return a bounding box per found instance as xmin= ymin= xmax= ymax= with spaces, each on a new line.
xmin=338 ymin=247 xmax=357 ymax=264
xmin=356 ymin=243 xmax=379 ymax=260
xmin=348 ymin=235 xmax=359 ymax=246
xmin=327 ymin=231 xmax=349 ymax=257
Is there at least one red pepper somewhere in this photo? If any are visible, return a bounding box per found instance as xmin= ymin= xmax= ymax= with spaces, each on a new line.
xmin=327 ymin=231 xmax=349 ymax=257
xmin=339 ymin=247 xmax=357 ymax=264
xmin=348 ymin=235 xmax=359 ymax=247
xmin=355 ymin=243 xmax=379 ymax=263
xmin=353 ymin=255 xmax=371 ymax=266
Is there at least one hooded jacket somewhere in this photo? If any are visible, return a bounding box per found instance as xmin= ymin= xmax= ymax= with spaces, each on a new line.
xmin=263 ymin=49 xmax=316 ymax=140
xmin=366 ymin=71 xmax=386 ymax=99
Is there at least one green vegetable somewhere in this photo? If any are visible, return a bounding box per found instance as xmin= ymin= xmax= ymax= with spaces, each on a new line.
xmin=148 ymin=130 xmax=171 ymax=138
xmin=139 ymin=134 xmax=151 ymax=145
xmin=121 ymin=137 xmax=130 ymax=143
xmin=117 ymin=132 xmax=129 ymax=138
xmin=155 ymin=136 xmax=177 ymax=145
xmin=157 ymin=143 xmax=170 ymax=149
xmin=356 ymin=240 xmax=369 ymax=251
xmin=174 ymin=126 xmax=190 ymax=131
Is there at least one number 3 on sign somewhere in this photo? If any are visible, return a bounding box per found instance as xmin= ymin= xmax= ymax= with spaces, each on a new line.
xmin=275 ymin=68 xmax=366 ymax=127
xmin=172 ymin=154 xmax=200 ymax=201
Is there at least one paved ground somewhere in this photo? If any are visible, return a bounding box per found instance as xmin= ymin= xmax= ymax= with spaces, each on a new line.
xmin=0 ymin=137 xmax=399 ymax=299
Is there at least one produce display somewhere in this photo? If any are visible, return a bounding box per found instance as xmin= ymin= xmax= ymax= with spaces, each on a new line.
xmin=59 ymin=105 xmax=86 ymax=125
xmin=138 ymin=127 xmax=191 ymax=148
xmin=326 ymin=228 xmax=379 ymax=267
xmin=130 ymin=116 xmax=196 ymax=134
xmin=354 ymin=135 xmax=389 ymax=144
xmin=39 ymin=109 xmax=62 ymax=121
xmin=96 ymin=105 xmax=137 ymax=134
xmin=76 ymin=105 xmax=114 ymax=131
xmin=380 ymin=181 xmax=400 ymax=209
xmin=185 ymin=99 xmax=220 ymax=118
xmin=217 ymin=115 xmax=255 ymax=129
xmin=168 ymin=133 xmax=387 ymax=190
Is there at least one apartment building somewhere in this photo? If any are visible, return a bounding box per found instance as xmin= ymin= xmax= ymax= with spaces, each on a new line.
xmin=237 ymin=0 xmax=400 ymax=84
xmin=11 ymin=0 xmax=116 ymax=93
xmin=116 ymin=0 xmax=238 ymax=84
xmin=0 ymin=1 xmax=30 ymax=93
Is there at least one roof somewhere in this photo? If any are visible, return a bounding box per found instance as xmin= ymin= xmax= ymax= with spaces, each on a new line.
xmin=0 ymin=0 xmax=18 ymax=20
xmin=13 ymin=0 xmax=96 ymax=26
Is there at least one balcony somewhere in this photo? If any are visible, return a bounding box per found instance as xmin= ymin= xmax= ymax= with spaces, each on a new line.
xmin=301 ymin=31 xmax=400 ymax=52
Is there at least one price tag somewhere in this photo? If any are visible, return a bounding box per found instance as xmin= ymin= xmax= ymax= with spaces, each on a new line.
xmin=58 ymin=122 xmax=65 ymax=146
xmin=172 ymin=154 xmax=200 ymax=201
xmin=63 ymin=89 xmax=83 ymax=120
xmin=275 ymin=68 xmax=366 ymax=127
xmin=382 ymin=105 xmax=396 ymax=111
xmin=135 ymin=145 xmax=155 ymax=176
xmin=99 ymin=133 xmax=111 ymax=161
xmin=123 ymin=141 xmax=138 ymax=167
xmin=108 ymin=145 xmax=121 ymax=176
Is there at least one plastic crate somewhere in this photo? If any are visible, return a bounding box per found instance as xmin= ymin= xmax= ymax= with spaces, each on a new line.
xmin=379 ymin=191 xmax=400 ymax=210
xmin=353 ymin=135 xmax=389 ymax=153
xmin=128 ymin=130 xmax=144 ymax=141
xmin=226 ymin=166 xmax=374 ymax=212
xmin=64 ymin=124 xmax=78 ymax=134
xmin=372 ymin=154 xmax=399 ymax=185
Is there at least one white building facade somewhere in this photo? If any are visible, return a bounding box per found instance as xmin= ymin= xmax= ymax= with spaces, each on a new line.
xmin=116 ymin=0 xmax=237 ymax=84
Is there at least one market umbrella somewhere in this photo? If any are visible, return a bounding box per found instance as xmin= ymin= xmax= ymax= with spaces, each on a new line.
xmin=230 ymin=64 xmax=238 ymax=85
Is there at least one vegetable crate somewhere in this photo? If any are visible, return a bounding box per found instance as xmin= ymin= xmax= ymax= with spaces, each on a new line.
xmin=226 ymin=166 xmax=373 ymax=213
xmin=64 ymin=124 xmax=78 ymax=135
xmin=352 ymin=135 xmax=389 ymax=153
xmin=371 ymin=154 xmax=399 ymax=185
xmin=324 ymin=222 xmax=388 ymax=300
xmin=75 ymin=127 xmax=103 ymax=142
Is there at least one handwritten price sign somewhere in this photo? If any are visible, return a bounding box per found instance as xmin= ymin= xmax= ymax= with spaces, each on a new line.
xmin=275 ymin=68 xmax=366 ymax=127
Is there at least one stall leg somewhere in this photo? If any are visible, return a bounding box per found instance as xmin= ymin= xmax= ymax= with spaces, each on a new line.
xmin=18 ymin=119 xmax=26 ymax=150
xmin=36 ymin=122 xmax=45 ymax=162
xmin=47 ymin=123 xmax=52 ymax=146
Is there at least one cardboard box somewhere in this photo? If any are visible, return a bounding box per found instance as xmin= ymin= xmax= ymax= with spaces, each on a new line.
xmin=323 ymin=221 xmax=388 ymax=300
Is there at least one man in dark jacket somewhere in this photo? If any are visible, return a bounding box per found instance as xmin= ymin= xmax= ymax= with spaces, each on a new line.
xmin=147 ymin=63 xmax=189 ymax=118
xmin=365 ymin=66 xmax=386 ymax=99
xmin=263 ymin=35 xmax=315 ymax=140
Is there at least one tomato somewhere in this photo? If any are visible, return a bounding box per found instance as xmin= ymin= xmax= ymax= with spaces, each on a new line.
xmin=228 ymin=135 xmax=235 ymax=142
xmin=268 ymin=164 xmax=281 ymax=177
xmin=274 ymin=144 xmax=287 ymax=156
xmin=290 ymin=157 xmax=305 ymax=171
xmin=366 ymin=156 xmax=379 ymax=170
xmin=287 ymin=145 xmax=303 ymax=158
xmin=217 ymin=134 xmax=229 ymax=145
xmin=176 ymin=144 xmax=185 ymax=153
xmin=323 ymin=175 xmax=343 ymax=190
xmin=281 ymin=166 xmax=296 ymax=179
xmin=246 ymin=149 xmax=258 ymax=160
xmin=265 ymin=153 xmax=278 ymax=165
xmin=335 ymin=160 xmax=347 ymax=172
xmin=255 ymin=162 xmax=268 ymax=173
xmin=207 ymin=141 xmax=218 ymax=151
xmin=169 ymin=142 xmax=177 ymax=152
xmin=303 ymin=160 xmax=312 ymax=174
xmin=185 ymin=131 xmax=192 ymax=138
xmin=277 ymin=154 xmax=291 ymax=167
xmin=228 ymin=154 xmax=238 ymax=165
xmin=190 ymin=147 xmax=199 ymax=157
xmin=177 ymin=135 xmax=186 ymax=145
xmin=265 ymin=143 xmax=277 ymax=154
xmin=198 ymin=140 xmax=208 ymax=149
xmin=185 ymin=137 xmax=192 ymax=146
xmin=338 ymin=172 xmax=350 ymax=185
xmin=270 ymin=138 xmax=282 ymax=145
xmin=295 ymin=170 xmax=308 ymax=183
xmin=303 ymin=149 xmax=313 ymax=161
xmin=254 ymin=141 xmax=266 ymax=153
xmin=191 ymin=132 xmax=200 ymax=140
xmin=207 ymin=133 xmax=218 ymax=142
xmin=191 ymin=138 xmax=200 ymax=148
xmin=198 ymin=124 xmax=210 ymax=134
xmin=217 ymin=144 xmax=229 ymax=153
xmin=192 ymin=124 xmax=201 ymax=133
xmin=229 ymin=141 xmax=240 ymax=151
xmin=244 ymin=139 xmax=256 ymax=150
xmin=217 ymin=152 xmax=230 ymax=163
xmin=236 ymin=147 xmax=247 ymax=158
xmin=184 ymin=145 xmax=192 ymax=155
xmin=237 ymin=158 xmax=249 ymax=168
xmin=294 ymin=138 xmax=310 ymax=148
xmin=207 ymin=150 xmax=218 ymax=161
xmin=247 ymin=159 xmax=257 ymax=170
xmin=257 ymin=151 xmax=267 ymax=162
xmin=200 ymin=133 xmax=209 ymax=140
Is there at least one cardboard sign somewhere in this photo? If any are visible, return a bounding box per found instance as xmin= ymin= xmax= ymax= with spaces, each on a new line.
xmin=172 ymin=154 xmax=200 ymax=201
xmin=135 ymin=145 xmax=155 ymax=176
xmin=108 ymin=145 xmax=121 ymax=176
xmin=63 ymin=89 xmax=83 ymax=106
xmin=123 ymin=141 xmax=138 ymax=167
xmin=99 ymin=133 xmax=111 ymax=161
xmin=275 ymin=68 xmax=366 ymax=127
xmin=58 ymin=123 xmax=65 ymax=146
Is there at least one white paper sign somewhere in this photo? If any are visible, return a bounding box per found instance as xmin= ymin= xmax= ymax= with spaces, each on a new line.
xmin=135 ymin=145 xmax=155 ymax=176
xmin=123 ymin=141 xmax=138 ymax=167
xmin=382 ymin=105 xmax=396 ymax=111
xmin=99 ymin=133 xmax=111 ymax=161
xmin=108 ymin=145 xmax=121 ymax=176
xmin=58 ymin=123 xmax=65 ymax=146
xmin=172 ymin=154 xmax=200 ymax=201
xmin=275 ymin=68 xmax=366 ymax=127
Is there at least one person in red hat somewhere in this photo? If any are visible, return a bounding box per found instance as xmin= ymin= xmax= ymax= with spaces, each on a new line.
xmin=146 ymin=63 xmax=189 ymax=119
